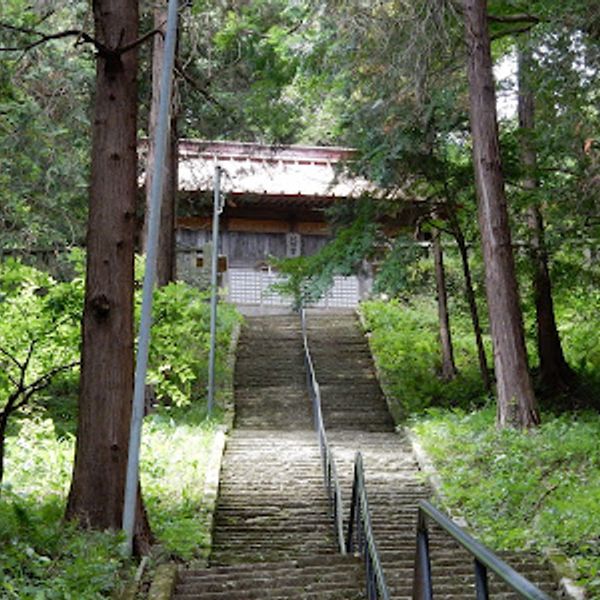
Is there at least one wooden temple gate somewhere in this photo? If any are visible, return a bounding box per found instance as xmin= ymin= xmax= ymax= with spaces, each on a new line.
xmin=173 ymin=140 xmax=375 ymax=310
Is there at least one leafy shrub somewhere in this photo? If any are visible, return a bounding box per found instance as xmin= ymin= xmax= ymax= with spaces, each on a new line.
xmin=360 ymin=298 xmax=490 ymax=417
xmin=0 ymin=258 xmax=242 ymax=421
xmin=0 ymin=418 xmax=132 ymax=599
xmin=1 ymin=395 xmax=228 ymax=595
xmin=141 ymin=404 xmax=220 ymax=560
xmin=272 ymin=209 xmax=378 ymax=308
xmin=0 ymin=258 xmax=241 ymax=593
xmin=411 ymin=408 xmax=600 ymax=595
xmin=0 ymin=258 xmax=82 ymax=440
xmin=148 ymin=283 xmax=241 ymax=406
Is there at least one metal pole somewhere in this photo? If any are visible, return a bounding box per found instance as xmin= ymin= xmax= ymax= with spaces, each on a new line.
xmin=207 ymin=165 xmax=222 ymax=415
xmin=122 ymin=0 xmax=179 ymax=556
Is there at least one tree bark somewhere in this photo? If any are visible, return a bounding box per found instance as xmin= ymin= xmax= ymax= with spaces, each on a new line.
xmin=142 ymin=3 xmax=178 ymax=286
xmin=517 ymin=45 xmax=574 ymax=395
xmin=66 ymin=0 xmax=152 ymax=547
xmin=450 ymin=219 xmax=492 ymax=392
xmin=432 ymin=231 xmax=458 ymax=380
xmin=463 ymin=0 xmax=539 ymax=428
xmin=0 ymin=409 xmax=10 ymax=487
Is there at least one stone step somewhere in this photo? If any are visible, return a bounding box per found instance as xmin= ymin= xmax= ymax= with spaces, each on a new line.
xmin=174 ymin=556 xmax=365 ymax=600
xmin=174 ymin=313 xmax=561 ymax=600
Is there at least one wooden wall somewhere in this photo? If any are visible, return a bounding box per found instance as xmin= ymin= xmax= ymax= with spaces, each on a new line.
xmin=176 ymin=228 xmax=329 ymax=268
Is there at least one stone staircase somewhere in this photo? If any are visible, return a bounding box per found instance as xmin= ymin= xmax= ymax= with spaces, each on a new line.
xmin=172 ymin=315 xmax=365 ymax=599
xmin=306 ymin=313 xmax=560 ymax=599
xmin=173 ymin=311 xmax=560 ymax=599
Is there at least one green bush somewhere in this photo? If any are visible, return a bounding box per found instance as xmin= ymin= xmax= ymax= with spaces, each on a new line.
xmin=0 ymin=418 xmax=131 ymax=599
xmin=1 ymin=408 xmax=224 ymax=595
xmin=148 ymin=282 xmax=242 ymax=406
xmin=412 ymin=408 xmax=600 ymax=595
xmin=0 ymin=257 xmax=242 ymax=424
xmin=0 ymin=258 xmax=242 ymax=594
xmin=0 ymin=259 xmax=82 ymax=429
xmin=360 ymin=298 xmax=490 ymax=417
xmin=141 ymin=404 xmax=221 ymax=560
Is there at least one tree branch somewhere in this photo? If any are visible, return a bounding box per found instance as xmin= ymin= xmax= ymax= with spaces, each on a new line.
xmin=488 ymin=13 xmax=540 ymax=25
xmin=117 ymin=28 xmax=163 ymax=55
xmin=491 ymin=24 xmax=537 ymax=41
xmin=175 ymin=63 xmax=225 ymax=110
xmin=0 ymin=22 xmax=105 ymax=53
xmin=0 ymin=20 xmax=161 ymax=56
xmin=0 ymin=347 xmax=21 ymax=371
xmin=12 ymin=361 xmax=79 ymax=412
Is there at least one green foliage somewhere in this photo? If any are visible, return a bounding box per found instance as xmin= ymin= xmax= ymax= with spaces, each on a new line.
xmin=141 ymin=404 xmax=221 ymax=560
xmin=0 ymin=254 xmax=241 ymax=593
xmin=360 ymin=298 xmax=490 ymax=419
xmin=542 ymin=250 xmax=600 ymax=382
xmin=372 ymin=238 xmax=433 ymax=299
xmin=0 ymin=392 xmax=227 ymax=596
xmin=0 ymin=3 xmax=93 ymax=251
xmin=0 ymin=258 xmax=242 ymax=428
xmin=0 ymin=418 xmax=132 ymax=599
xmin=148 ymin=283 xmax=242 ymax=406
xmin=412 ymin=407 xmax=600 ymax=595
xmin=0 ymin=258 xmax=82 ymax=431
xmin=272 ymin=204 xmax=378 ymax=307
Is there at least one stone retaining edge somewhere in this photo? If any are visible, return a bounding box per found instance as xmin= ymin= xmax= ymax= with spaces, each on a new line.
xmin=405 ymin=428 xmax=468 ymax=528
xmin=185 ymin=316 xmax=242 ymax=569
xmin=147 ymin=564 xmax=178 ymax=600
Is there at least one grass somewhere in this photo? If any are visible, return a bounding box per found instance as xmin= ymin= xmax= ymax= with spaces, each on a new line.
xmin=360 ymin=297 xmax=491 ymax=418
xmin=0 ymin=266 xmax=242 ymax=596
xmin=0 ymin=404 xmax=224 ymax=598
xmin=411 ymin=407 xmax=600 ymax=595
xmin=1 ymin=418 xmax=130 ymax=599
xmin=141 ymin=403 xmax=223 ymax=562
xmin=360 ymin=295 xmax=600 ymax=595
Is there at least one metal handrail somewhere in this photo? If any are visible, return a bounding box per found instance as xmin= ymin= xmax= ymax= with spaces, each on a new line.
xmin=300 ymin=309 xmax=346 ymax=554
xmin=347 ymin=452 xmax=390 ymax=600
xmin=413 ymin=500 xmax=552 ymax=600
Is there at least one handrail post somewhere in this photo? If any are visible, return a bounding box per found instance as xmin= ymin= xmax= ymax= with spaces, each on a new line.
xmin=475 ymin=559 xmax=490 ymax=600
xmin=413 ymin=508 xmax=433 ymax=600
xmin=347 ymin=458 xmax=358 ymax=553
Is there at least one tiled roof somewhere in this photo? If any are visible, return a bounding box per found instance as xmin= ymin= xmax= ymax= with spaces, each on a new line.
xmin=176 ymin=139 xmax=376 ymax=200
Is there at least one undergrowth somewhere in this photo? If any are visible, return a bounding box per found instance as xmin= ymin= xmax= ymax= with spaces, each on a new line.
xmin=141 ymin=403 xmax=223 ymax=562
xmin=0 ymin=404 xmax=225 ymax=597
xmin=360 ymin=298 xmax=491 ymax=418
xmin=411 ymin=407 xmax=600 ymax=595
xmin=361 ymin=293 xmax=600 ymax=596
xmin=0 ymin=418 xmax=130 ymax=599
xmin=0 ymin=259 xmax=241 ymax=596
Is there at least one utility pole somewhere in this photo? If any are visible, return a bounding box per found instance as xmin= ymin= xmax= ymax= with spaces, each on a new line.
xmin=122 ymin=0 xmax=179 ymax=556
xmin=207 ymin=165 xmax=223 ymax=415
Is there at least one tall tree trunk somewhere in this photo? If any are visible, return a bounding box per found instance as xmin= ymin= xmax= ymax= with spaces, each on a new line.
xmin=142 ymin=3 xmax=178 ymax=286
xmin=432 ymin=231 xmax=458 ymax=380
xmin=517 ymin=45 xmax=574 ymax=395
xmin=0 ymin=409 xmax=9 ymax=488
xmin=463 ymin=0 xmax=539 ymax=428
xmin=450 ymin=219 xmax=492 ymax=392
xmin=66 ymin=0 xmax=152 ymax=548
